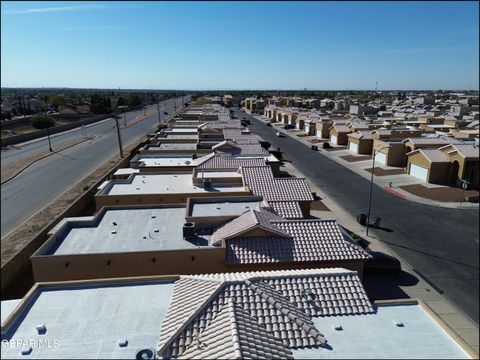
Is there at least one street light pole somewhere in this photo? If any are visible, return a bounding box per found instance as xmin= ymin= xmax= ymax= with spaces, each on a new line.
xmin=114 ymin=116 xmax=124 ymax=158
xmin=123 ymin=108 xmax=127 ymax=127
xmin=46 ymin=126 xmax=53 ymax=152
xmin=365 ymin=145 xmax=389 ymax=236
xmin=157 ymin=102 xmax=162 ymax=127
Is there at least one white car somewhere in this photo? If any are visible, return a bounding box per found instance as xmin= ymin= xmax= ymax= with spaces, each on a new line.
xmin=275 ymin=131 xmax=283 ymax=137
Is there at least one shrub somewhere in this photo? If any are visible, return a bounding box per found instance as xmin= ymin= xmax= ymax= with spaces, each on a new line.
xmin=31 ymin=113 xmax=55 ymax=129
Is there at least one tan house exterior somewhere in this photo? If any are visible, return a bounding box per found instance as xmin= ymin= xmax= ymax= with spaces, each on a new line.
xmin=347 ymin=131 xmax=374 ymax=154
xmin=316 ymin=120 xmax=334 ymax=139
xmin=329 ymin=125 xmax=351 ymax=145
xmin=372 ymin=139 xmax=407 ymax=167
xmin=406 ymin=144 xmax=479 ymax=189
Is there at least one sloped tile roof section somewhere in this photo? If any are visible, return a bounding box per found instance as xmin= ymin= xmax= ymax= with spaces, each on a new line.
xmin=418 ymin=149 xmax=450 ymax=163
xmin=269 ymin=201 xmax=303 ymax=219
xmin=225 ymin=219 xmax=371 ymax=265
xmin=211 ymin=209 xmax=289 ymax=246
xmin=157 ymin=268 xmax=374 ymax=359
xmin=157 ymin=277 xmax=224 ymax=356
xmin=443 ymin=144 xmax=480 ymax=160
xmin=197 ymin=155 xmax=265 ymax=169
xmin=179 ymin=300 xmax=294 ymax=360
xmin=241 ymin=166 xmax=314 ymax=202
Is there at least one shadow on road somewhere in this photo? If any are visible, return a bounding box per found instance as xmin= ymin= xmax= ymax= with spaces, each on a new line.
xmin=374 ymin=226 xmax=394 ymax=233
xmin=363 ymin=270 xmax=419 ymax=300
xmin=378 ymin=239 xmax=479 ymax=270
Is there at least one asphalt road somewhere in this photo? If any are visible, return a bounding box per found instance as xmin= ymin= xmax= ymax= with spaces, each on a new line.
xmin=236 ymin=108 xmax=480 ymax=324
xmin=1 ymin=97 xmax=187 ymax=239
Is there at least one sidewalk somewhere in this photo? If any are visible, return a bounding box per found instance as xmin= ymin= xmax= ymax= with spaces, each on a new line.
xmin=254 ymin=115 xmax=478 ymax=209
xmin=280 ymin=159 xmax=479 ymax=356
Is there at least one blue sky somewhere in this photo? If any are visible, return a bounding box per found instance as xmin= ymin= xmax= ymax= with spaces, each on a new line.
xmin=1 ymin=1 xmax=478 ymax=90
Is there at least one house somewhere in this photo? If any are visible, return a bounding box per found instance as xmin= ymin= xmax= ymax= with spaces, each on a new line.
xmin=316 ymin=118 xmax=334 ymax=139
xmin=372 ymin=139 xmax=408 ymax=167
xmin=406 ymin=144 xmax=479 ymax=188
xmin=329 ymin=124 xmax=351 ymax=145
xmin=222 ymin=94 xmax=233 ymax=107
xmin=2 ymin=270 xmax=473 ymax=359
xmin=415 ymin=97 xmax=435 ymax=105
xmin=347 ymin=131 xmax=374 ymax=154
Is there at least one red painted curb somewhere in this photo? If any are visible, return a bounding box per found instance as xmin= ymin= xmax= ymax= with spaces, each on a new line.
xmin=383 ymin=185 xmax=407 ymax=199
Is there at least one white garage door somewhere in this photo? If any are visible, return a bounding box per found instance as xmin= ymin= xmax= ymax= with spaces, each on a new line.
xmin=330 ymin=135 xmax=338 ymax=145
xmin=375 ymin=151 xmax=387 ymax=165
xmin=409 ymin=163 xmax=428 ymax=182
xmin=348 ymin=142 xmax=359 ymax=153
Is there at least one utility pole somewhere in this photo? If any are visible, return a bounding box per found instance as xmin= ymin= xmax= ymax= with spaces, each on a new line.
xmin=157 ymin=102 xmax=162 ymax=126
xmin=123 ymin=108 xmax=127 ymax=127
xmin=173 ymin=97 xmax=177 ymax=114
xmin=375 ymin=81 xmax=378 ymax=93
xmin=114 ymin=116 xmax=124 ymax=158
xmin=46 ymin=126 xmax=53 ymax=152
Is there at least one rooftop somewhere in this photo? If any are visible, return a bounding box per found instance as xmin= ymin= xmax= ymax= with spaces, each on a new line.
xmin=131 ymin=154 xmax=204 ymax=168
xmin=38 ymin=206 xmax=211 ymax=256
xmin=189 ymin=198 xmax=264 ymax=218
xmin=1 ymin=280 xmax=175 ymax=359
xmin=99 ymin=173 xmax=246 ymax=196
xmin=143 ymin=143 xmax=198 ymax=151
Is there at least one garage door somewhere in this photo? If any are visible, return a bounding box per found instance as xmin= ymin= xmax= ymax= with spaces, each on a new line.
xmin=330 ymin=135 xmax=338 ymax=145
xmin=409 ymin=163 xmax=428 ymax=182
xmin=375 ymin=151 xmax=387 ymax=165
xmin=348 ymin=142 xmax=359 ymax=153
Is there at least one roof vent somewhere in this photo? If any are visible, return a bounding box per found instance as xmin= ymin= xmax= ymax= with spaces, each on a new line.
xmin=203 ymin=178 xmax=212 ymax=190
xmin=111 ymin=230 xmax=117 ymax=234
xmin=112 ymin=221 xmax=117 ymax=226
xmin=151 ymin=215 xmax=156 ymax=219
xmin=192 ymin=153 xmax=198 ymax=159
xmin=334 ymin=324 xmax=343 ymax=331
xmin=36 ymin=323 xmax=47 ymax=335
xmin=21 ymin=347 xmax=33 ymax=356
xmin=395 ymin=321 xmax=404 ymax=327
xmin=183 ymin=222 xmax=196 ymax=240
xmin=118 ymin=339 xmax=128 ymax=347
xmin=135 ymin=348 xmax=154 ymax=360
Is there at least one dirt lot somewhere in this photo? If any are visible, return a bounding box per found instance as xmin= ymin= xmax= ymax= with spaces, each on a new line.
xmin=340 ymin=155 xmax=371 ymax=162
xmin=400 ymin=184 xmax=480 ymax=202
xmin=364 ymin=167 xmax=406 ymax=176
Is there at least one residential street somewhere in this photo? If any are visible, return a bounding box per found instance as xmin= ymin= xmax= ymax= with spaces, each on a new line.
xmin=0 ymin=97 xmax=186 ymax=238
xmin=236 ymin=108 xmax=480 ymax=325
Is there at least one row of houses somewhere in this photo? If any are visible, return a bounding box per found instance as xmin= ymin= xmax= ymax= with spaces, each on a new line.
xmin=1 ymin=102 xmax=475 ymax=359
xmin=263 ymin=102 xmax=480 ymax=189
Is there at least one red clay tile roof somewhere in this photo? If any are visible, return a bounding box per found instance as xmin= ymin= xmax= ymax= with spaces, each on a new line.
xmin=225 ymin=219 xmax=371 ymax=264
xmin=241 ymin=166 xmax=314 ymax=202
xmin=197 ymin=155 xmax=265 ymax=169
xmin=268 ymin=201 xmax=303 ymax=219
xmin=211 ymin=209 xmax=289 ymax=246
xmin=157 ymin=268 xmax=374 ymax=358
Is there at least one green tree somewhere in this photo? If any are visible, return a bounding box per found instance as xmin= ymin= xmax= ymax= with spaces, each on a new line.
xmin=127 ymin=94 xmax=142 ymax=108
xmin=31 ymin=113 xmax=55 ymax=129
xmin=49 ymin=95 xmax=66 ymax=108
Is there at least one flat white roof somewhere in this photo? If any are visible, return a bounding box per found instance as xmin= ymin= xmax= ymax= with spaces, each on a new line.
xmin=195 ymin=170 xmax=241 ymax=178
xmin=145 ymin=143 xmax=198 ymax=150
xmin=46 ymin=207 xmax=210 ymax=255
xmin=291 ymin=303 xmax=470 ymax=359
xmin=191 ymin=200 xmax=262 ymax=217
xmin=1 ymin=281 xmax=175 ymax=359
xmin=163 ymin=128 xmax=198 ymax=133
xmin=136 ymin=155 xmax=202 ymax=167
xmin=164 ymin=134 xmax=198 ymax=140
xmin=113 ymin=168 xmax=139 ymax=176
xmin=103 ymin=173 xmax=245 ymax=196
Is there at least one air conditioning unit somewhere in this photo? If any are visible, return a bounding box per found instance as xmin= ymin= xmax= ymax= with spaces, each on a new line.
xmin=183 ymin=222 xmax=196 ymax=240
xmin=203 ymin=178 xmax=212 ymax=190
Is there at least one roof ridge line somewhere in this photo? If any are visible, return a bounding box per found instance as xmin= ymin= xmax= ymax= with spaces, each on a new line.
xmin=157 ymin=280 xmax=227 ymax=357
xmin=227 ymin=300 xmax=243 ymax=360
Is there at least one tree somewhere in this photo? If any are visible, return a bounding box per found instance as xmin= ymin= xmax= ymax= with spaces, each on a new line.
xmin=31 ymin=113 xmax=55 ymax=129
xmin=127 ymin=94 xmax=142 ymax=108
xmin=49 ymin=95 xmax=66 ymax=108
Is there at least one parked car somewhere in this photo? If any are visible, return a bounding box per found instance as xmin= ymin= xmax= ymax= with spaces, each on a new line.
xmin=164 ymin=111 xmax=168 ymax=115
xmin=266 ymin=122 xmax=272 ymax=127
xmin=364 ymin=251 xmax=401 ymax=275
xmin=283 ymin=124 xmax=295 ymax=130
xmin=276 ymin=131 xmax=284 ymax=137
